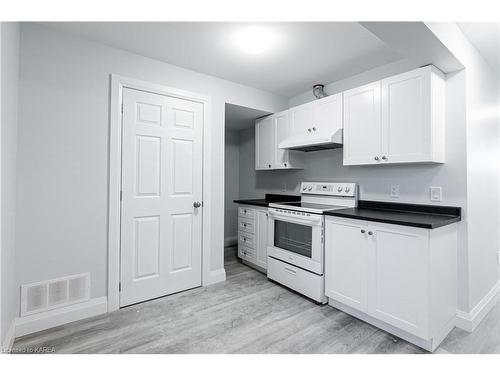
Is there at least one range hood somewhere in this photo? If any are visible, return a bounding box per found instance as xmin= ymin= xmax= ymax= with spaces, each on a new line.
xmin=279 ymin=128 xmax=343 ymax=152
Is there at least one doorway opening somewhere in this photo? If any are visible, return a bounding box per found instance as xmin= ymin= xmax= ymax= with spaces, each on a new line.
xmin=224 ymin=103 xmax=271 ymax=263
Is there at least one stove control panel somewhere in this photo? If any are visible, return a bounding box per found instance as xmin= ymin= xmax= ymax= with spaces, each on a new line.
xmin=301 ymin=182 xmax=357 ymax=197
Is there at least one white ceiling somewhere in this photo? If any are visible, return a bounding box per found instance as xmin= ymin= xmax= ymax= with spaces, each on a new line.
xmin=458 ymin=22 xmax=500 ymax=75
xmin=39 ymin=22 xmax=402 ymax=97
xmin=225 ymin=103 xmax=270 ymax=131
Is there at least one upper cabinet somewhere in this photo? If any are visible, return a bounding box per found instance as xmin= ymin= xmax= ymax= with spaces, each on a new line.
xmin=343 ymin=65 xmax=445 ymax=166
xmin=255 ymin=115 xmax=274 ymax=170
xmin=343 ymin=81 xmax=382 ymax=165
xmin=255 ymin=65 xmax=446 ymax=169
xmin=255 ymin=111 xmax=303 ymax=170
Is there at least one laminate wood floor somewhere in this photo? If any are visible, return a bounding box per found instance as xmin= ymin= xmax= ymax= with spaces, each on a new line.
xmin=12 ymin=248 xmax=500 ymax=354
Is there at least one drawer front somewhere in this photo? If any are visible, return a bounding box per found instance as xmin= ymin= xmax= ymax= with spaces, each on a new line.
xmin=239 ymin=206 xmax=255 ymax=219
xmin=267 ymin=257 xmax=325 ymax=303
xmin=238 ymin=218 xmax=255 ymax=234
xmin=238 ymin=232 xmax=255 ymax=249
xmin=238 ymin=245 xmax=255 ymax=262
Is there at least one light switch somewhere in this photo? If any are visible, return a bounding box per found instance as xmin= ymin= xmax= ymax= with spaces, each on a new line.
xmin=430 ymin=186 xmax=442 ymax=202
xmin=390 ymin=184 xmax=400 ymax=198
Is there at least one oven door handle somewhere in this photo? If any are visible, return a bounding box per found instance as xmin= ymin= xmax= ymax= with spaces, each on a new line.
xmin=268 ymin=211 xmax=322 ymax=226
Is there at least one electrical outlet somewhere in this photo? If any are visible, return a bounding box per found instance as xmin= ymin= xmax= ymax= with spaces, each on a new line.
xmin=390 ymin=184 xmax=400 ymax=198
xmin=430 ymin=186 xmax=442 ymax=202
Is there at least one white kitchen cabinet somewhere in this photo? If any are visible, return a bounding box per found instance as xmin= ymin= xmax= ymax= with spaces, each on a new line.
xmin=324 ymin=219 xmax=367 ymax=312
xmin=238 ymin=205 xmax=269 ymax=271
xmin=255 ymin=116 xmax=274 ymax=170
xmin=325 ymin=216 xmax=457 ymax=351
xmin=288 ymin=93 xmax=343 ymax=144
xmin=343 ymin=65 xmax=445 ymax=166
xmin=343 ymin=81 xmax=382 ymax=165
xmin=255 ymin=112 xmax=303 ymax=170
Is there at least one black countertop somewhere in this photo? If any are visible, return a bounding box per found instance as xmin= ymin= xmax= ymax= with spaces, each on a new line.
xmin=324 ymin=200 xmax=461 ymax=229
xmin=233 ymin=194 xmax=300 ymax=208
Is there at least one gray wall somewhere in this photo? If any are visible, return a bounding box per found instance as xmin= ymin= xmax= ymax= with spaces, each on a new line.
xmin=428 ymin=23 xmax=500 ymax=311
xmin=1 ymin=22 xmax=20 ymax=343
xmin=15 ymin=23 xmax=288 ymax=307
xmin=224 ymin=129 xmax=240 ymax=242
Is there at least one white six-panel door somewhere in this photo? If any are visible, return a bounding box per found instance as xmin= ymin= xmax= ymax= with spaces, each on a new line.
xmin=120 ymin=88 xmax=203 ymax=307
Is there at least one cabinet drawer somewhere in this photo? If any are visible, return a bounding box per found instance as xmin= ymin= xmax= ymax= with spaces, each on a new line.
xmin=267 ymin=257 xmax=325 ymax=303
xmin=238 ymin=218 xmax=255 ymax=234
xmin=238 ymin=245 xmax=255 ymax=262
xmin=239 ymin=206 xmax=255 ymax=219
xmin=238 ymin=232 xmax=255 ymax=249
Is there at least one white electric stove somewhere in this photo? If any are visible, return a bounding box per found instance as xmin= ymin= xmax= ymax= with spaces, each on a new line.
xmin=267 ymin=182 xmax=357 ymax=303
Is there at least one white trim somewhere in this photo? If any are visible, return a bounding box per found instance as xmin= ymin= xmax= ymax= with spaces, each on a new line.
xmin=2 ymin=320 xmax=15 ymax=352
xmin=455 ymin=280 xmax=500 ymax=332
xmin=15 ymin=297 xmax=107 ymax=338
xmin=224 ymin=236 xmax=237 ymax=248
xmin=206 ymin=268 xmax=226 ymax=285
xmin=108 ymin=74 xmax=213 ymax=312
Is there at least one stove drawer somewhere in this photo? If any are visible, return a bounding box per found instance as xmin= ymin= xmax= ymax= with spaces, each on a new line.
xmin=238 ymin=218 xmax=255 ymax=234
xmin=239 ymin=206 xmax=255 ymax=219
xmin=267 ymin=257 xmax=326 ymax=303
xmin=238 ymin=232 xmax=255 ymax=249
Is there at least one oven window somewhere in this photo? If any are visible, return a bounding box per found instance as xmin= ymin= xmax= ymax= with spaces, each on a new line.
xmin=274 ymin=220 xmax=312 ymax=258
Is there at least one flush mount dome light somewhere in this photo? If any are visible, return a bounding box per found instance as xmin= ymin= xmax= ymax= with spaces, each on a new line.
xmin=234 ymin=26 xmax=276 ymax=54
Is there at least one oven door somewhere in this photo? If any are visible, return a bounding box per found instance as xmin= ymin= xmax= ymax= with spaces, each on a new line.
xmin=267 ymin=208 xmax=324 ymax=275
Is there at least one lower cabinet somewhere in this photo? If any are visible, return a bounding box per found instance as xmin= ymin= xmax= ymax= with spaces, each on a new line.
xmin=238 ymin=205 xmax=268 ymax=271
xmin=325 ymin=216 xmax=457 ymax=352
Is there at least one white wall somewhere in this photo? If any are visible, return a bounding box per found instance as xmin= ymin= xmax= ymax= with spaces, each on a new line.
xmin=427 ymin=23 xmax=500 ymax=311
xmin=239 ymin=61 xmax=470 ymax=311
xmin=15 ymin=23 xmax=288 ymax=307
xmin=224 ymin=129 xmax=240 ymax=243
xmin=1 ymin=22 xmax=20 ymax=344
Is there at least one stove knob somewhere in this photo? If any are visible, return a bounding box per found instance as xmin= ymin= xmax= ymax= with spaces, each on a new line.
xmin=337 ymin=186 xmax=343 ymax=192
xmin=302 ymin=186 xmax=307 ymax=191
xmin=345 ymin=187 xmax=351 ymax=193
xmin=307 ymin=186 xmax=313 ymax=191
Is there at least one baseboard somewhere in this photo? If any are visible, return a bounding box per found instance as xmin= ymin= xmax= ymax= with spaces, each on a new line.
xmin=455 ymin=280 xmax=500 ymax=332
xmin=15 ymin=296 xmax=108 ymax=338
xmin=204 ymin=268 xmax=226 ymax=286
xmin=1 ymin=320 xmax=16 ymax=352
xmin=224 ymin=236 xmax=237 ymax=248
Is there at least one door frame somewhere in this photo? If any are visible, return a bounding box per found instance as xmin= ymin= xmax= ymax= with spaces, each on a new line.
xmin=107 ymin=74 xmax=211 ymax=312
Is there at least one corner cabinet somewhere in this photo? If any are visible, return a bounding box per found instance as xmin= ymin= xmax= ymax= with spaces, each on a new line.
xmin=343 ymin=65 xmax=445 ymax=166
xmin=325 ymin=216 xmax=457 ymax=352
xmin=237 ymin=205 xmax=269 ymax=270
xmin=255 ymin=112 xmax=303 ymax=170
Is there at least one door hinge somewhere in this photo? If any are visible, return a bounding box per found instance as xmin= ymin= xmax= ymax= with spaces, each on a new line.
xmin=121 ymin=103 xmax=124 ymax=114
xmin=120 ymin=190 xmax=123 ymax=201
xmin=119 ymin=282 xmax=121 ymax=292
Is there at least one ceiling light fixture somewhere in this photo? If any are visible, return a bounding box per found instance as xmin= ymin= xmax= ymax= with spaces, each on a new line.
xmin=234 ymin=26 xmax=275 ymax=55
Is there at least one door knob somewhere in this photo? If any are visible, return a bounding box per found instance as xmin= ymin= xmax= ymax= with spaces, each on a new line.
xmin=193 ymin=202 xmax=202 ymax=208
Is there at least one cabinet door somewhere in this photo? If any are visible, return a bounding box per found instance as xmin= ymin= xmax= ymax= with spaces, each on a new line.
xmin=255 ymin=209 xmax=269 ymax=269
xmin=289 ymin=101 xmax=314 ymax=136
xmin=367 ymin=223 xmax=428 ymax=338
xmin=313 ymin=93 xmax=343 ymax=138
xmin=381 ymin=67 xmax=431 ymax=163
xmin=274 ymin=111 xmax=291 ymax=168
xmin=325 ymin=218 xmax=368 ymax=312
xmin=255 ymin=116 xmax=274 ymax=170
xmin=343 ymin=81 xmax=382 ymax=165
